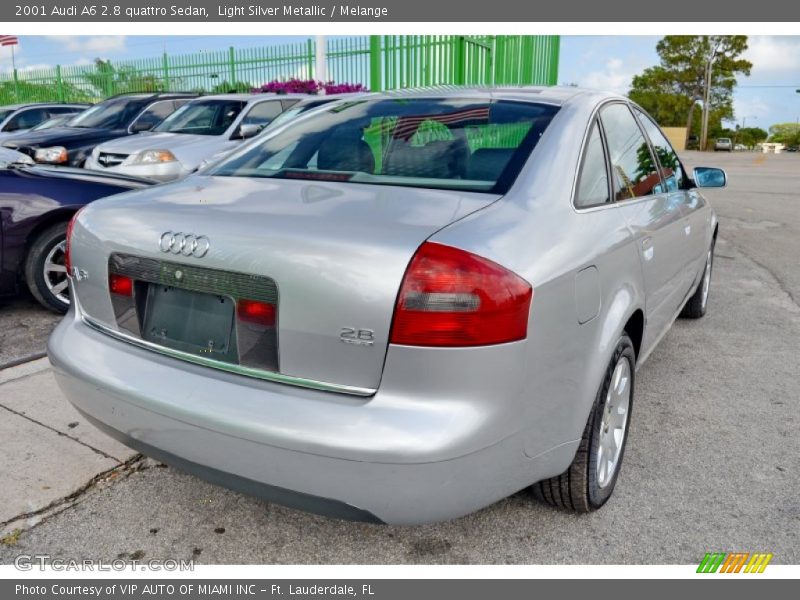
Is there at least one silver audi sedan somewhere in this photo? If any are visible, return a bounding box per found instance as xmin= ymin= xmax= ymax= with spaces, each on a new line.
xmin=49 ymin=87 xmax=724 ymax=524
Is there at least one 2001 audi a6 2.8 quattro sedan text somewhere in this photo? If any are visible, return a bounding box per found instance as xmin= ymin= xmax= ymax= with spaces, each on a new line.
xmin=49 ymin=87 xmax=726 ymax=524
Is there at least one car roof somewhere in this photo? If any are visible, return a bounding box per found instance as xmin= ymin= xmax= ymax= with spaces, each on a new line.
xmin=0 ymin=102 xmax=89 ymax=110
xmin=290 ymin=93 xmax=368 ymax=105
xmin=355 ymin=85 xmax=625 ymax=108
xmin=189 ymin=93 xmax=326 ymax=103
xmin=104 ymin=92 xmax=200 ymax=101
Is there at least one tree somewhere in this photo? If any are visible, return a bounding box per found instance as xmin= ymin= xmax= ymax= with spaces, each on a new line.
xmin=210 ymin=80 xmax=252 ymax=94
xmin=629 ymin=36 xmax=752 ymax=148
xmin=736 ymin=126 xmax=768 ymax=148
xmin=82 ymin=59 xmax=165 ymax=97
xmin=769 ymin=123 xmax=800 ymax=147
xmin=0 ymin=80 xmax=93 ymax=105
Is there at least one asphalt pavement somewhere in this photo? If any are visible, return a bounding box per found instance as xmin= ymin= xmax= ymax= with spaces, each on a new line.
xmin=0 ymin=151 xmax=798 ymax=564
xmin=0 ymin=289 xmax=60 ymax=367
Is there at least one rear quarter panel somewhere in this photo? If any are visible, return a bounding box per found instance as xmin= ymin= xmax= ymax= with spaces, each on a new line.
xmin=429 ymin=93 xmax=647 ymax=469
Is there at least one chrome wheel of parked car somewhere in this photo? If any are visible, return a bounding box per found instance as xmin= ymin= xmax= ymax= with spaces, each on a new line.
xmin=43 ymin=240 xmax=70 ymax=305
xmin=596 ymin=357 xmax=631 ymax=489
xmin=701 ymin=249 xmax=712 ymax=310
xmin=24 ymin=222 xmax=70 ymax=313
xmin=534 ymin=334 xmax=635 ymax=512
xmin=681 ymin=239 xmax=715 ymax=319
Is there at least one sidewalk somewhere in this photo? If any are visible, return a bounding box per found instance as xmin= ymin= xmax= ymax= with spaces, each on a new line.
xmin=0 ymin=358 xmax=138 ymax=537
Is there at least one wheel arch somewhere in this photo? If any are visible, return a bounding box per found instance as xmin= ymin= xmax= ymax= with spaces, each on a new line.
xmin=623 ymin=309 xmax=644 ymax=360
xmin=21 ymin=208 xmax=78 ymax=277
xmin=569 ymin=285 xmax=643 ymax=454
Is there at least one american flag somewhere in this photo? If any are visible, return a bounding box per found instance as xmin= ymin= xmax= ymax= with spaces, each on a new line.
xmin=392 ymin=107 xmax=490 ymax=140
xmin=0 ymin=35 xmax=19 ymax=47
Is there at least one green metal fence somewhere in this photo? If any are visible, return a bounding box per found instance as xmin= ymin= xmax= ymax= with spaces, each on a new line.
xmin=0 ymin=35 xmax=559 ymax=105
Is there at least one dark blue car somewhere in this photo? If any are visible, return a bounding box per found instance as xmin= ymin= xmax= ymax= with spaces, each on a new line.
xmin=0 ymin=163 xmax=153 ymax=312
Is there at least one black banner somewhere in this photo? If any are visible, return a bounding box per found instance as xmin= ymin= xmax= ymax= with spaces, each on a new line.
xmin=3 ymin=579 xmax=799 ymax=600
xmin=3 ymin=0 xmax=800 ymax=22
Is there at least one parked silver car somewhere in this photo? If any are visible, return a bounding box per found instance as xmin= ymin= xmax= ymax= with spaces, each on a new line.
xmin=192 ymin=94 xmax=364 ymax=173
xmin=0 ymin=102 xmax=89 ymax=140
xmin=50 ymin=87 xmax=724 ymax=524
xmin=84 ymin=94 xmax=303 ymax=181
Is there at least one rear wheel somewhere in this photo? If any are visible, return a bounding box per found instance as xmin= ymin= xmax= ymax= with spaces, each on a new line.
xmin=534 ymin=334 xmax=635 ymax=512
xmin=680 ymin=241 xmax=714 ymax=319
xmin=24 ymin=222 xmax=70 ymax=313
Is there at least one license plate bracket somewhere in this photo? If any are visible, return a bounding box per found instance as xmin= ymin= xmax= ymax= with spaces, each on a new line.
xmin=142 ymin=284 xmax=237 ymax=362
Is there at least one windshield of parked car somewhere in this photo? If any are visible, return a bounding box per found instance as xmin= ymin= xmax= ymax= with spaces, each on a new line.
xmin=31 ymin=116 xmax=69 ymax=131
xmin=261 ymin=99 xmax=334 ymax=132
xmin=154 ymin=99 xmax=246 ymax=135
xmin=210 ymin=98 xmax=559 ymax=193
xmin=0 ymin=109 xmax=15 ymax=123
xmin=69 ymin=97 xmax=146 ymax=129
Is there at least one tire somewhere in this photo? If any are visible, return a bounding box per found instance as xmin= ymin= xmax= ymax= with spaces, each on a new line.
xmin=680 ymin=241 xmax=714 ymax=319
xmin=533 ymin=334 xmax=635 ymax=512
xmin=24 ymin=222 xmax=71 ymax=313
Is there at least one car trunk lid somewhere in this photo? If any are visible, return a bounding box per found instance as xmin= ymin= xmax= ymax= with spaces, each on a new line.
xmin=70 ymin=175 xmax=501 ymax=392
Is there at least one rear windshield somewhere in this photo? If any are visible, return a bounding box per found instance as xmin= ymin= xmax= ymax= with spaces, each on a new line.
xmin=210 ymin=98 xmax=559 ymax=193
xmin=155 ymin=99 xmax=246 ymax=136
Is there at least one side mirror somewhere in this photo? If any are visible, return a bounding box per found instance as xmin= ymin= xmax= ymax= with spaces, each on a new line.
xmin=693 ymin=167 xmax=727 ymax=188
xmin=237 ymin=123 xmax=261 ymax=140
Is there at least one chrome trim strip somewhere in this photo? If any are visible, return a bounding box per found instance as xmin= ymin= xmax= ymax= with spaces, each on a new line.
xmin=82 ymin=316 xmax=377 ymax=398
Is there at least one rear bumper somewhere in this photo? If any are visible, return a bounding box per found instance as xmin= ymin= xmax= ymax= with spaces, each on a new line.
xmin=48 ymin=311 xmax=576 ymax=524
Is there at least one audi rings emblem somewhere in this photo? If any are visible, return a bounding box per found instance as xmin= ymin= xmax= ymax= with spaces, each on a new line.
xmin=158 ymin=231 xmax=210 ymax=258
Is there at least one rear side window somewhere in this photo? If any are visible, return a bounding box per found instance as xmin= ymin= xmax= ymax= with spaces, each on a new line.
xmin=135 ymin=100 xmax=176 ymax=127
xmin=4 ymin=108 xmax=48 ymax=131
xmin=155 ymin=99 xmax=246 ymax=136
xmin=48 ymin=106 xmax=84 ymax=116
xmin=634 ymin=108 xmax=685 ymax=192
xmin=240 ymin=100 xmax=284 ymax=127
xmin=599 ymin=103 xmax=661 ymax=201
xmin=212 ymin=98 xmax=559 ymax=194
xmin=575 ymin=121 xmax=610 ymax=208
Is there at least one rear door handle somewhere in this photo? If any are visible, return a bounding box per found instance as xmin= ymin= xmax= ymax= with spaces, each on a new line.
xmin=684 ymin=223 xmax=692 ymax=236
xmin=642 ymin=237 xmax=654 ymax=261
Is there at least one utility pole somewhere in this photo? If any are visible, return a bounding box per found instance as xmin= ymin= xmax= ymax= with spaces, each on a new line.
xmin=700 ymin=39 xmax=722 ymax=152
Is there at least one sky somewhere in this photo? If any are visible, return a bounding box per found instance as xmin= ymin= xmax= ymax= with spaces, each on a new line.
xmin=558 ymin=35 xmax=800 ymax=130
xmin=1 ymin=35 xmax=798 ymax=129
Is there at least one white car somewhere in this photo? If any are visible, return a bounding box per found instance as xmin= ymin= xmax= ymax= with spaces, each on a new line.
xmin=84 ymin=94 xmax=303 ymax=181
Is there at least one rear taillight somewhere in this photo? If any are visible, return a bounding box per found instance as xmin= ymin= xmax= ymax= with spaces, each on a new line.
xmin=390 ymin=242 xmax=533 ymax=347
xmin=64 ymin=208 xmax=85 ymax=275
xmin=235 ymin=298 xmax=279 ymax=372
xmin=237 ymin=299 xmax=276 ymax=327
xmin=108 ymin=273 xmax=133 ymax=297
